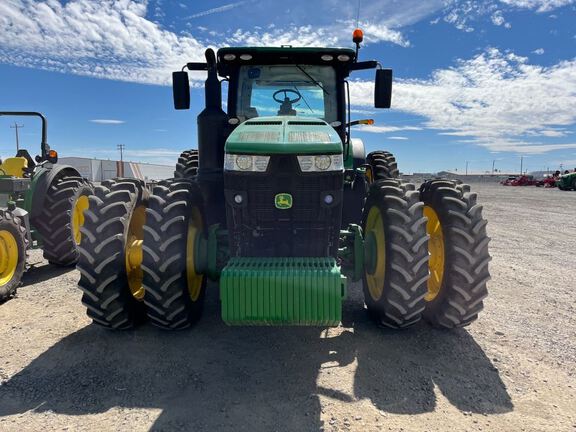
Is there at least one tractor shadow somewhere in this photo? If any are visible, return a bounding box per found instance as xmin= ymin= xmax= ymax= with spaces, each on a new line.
xmin=0 ymin=286 xmax=512 ymax=431
xmin=21 ymin=262 xmax=75 ymax=286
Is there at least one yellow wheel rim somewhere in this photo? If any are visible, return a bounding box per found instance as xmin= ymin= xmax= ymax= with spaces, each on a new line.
xmin=72 ymin=195 xmax=89 ymax=244
xmin=364 ymin=206 xmax=386 ymax=301
xmin=424 ymin=205 xmax=445 ymax=301
xmin=0 ymin=230 xmax=19 ymax=287
xmin=366 ymin=166 xmax=373 ymax=184
xmin=125 ymin=205 xmax=146 ymax=300
xmin=186 ymin=208 xmax=204 ymax=302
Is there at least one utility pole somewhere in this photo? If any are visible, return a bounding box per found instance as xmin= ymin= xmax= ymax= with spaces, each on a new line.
xmin=491 ymin=159 xmax=496 ymax=175
xmin=520 ymin=156 xmax=523 ymax=175
xmin=117 ymin=144 xmax=125 ymax=177
xmin=117 ymin=144 xmax=125 ymax=163
xmin=465 ymin=161 xmax=469 ymax=176
xmin=10 ymin=122 xmax=24 ymax=151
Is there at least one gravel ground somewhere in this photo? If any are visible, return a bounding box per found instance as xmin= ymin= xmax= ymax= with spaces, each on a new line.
xmin=0 ymin=182 xmax=575 ymax=431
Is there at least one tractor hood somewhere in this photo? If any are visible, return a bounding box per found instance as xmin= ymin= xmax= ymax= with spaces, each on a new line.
xmin=225 ymin=116 xmax=342 ymax=155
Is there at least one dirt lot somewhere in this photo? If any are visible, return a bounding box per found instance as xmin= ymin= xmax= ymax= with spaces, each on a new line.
xmin=0 ymin=182 xmax=575 ymax=431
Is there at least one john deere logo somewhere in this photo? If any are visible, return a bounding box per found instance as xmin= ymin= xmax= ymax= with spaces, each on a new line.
xmin=275 ymin=193 xmax=293 ymax=209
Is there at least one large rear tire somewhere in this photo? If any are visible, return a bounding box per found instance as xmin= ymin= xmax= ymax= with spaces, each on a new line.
xmin=142 ymin=179 xmax=207 ymax=330
xmin=35 ymin=173 xmax=93 ymax=266
xmin=361 ymin=180 xmax=429 ymax=328
xmin=174 ymin=150 xmax=199 ymax=179
xmin=419 ymin=180 xmax=491 ymax=328
xmin=77 ymin=178 xmax=148 ymax=329
xmin=0 ymin=210 xmax=28 ymax=301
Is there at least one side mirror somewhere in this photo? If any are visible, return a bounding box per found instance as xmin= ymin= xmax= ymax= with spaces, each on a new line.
xmin=172 ymin=71 xmax=190 ymax=110
xmin=374 ymin=69 xmax=392 ymax=109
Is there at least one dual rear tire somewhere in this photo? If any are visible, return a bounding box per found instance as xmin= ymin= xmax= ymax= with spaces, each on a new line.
xmin=77 ymin=178 xmax=207 ymax=330
xmin=361 ymin=176 xmax=491 ymax=329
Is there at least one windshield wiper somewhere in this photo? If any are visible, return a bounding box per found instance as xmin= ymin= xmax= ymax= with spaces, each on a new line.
xmin=293 ymin=85 xmax=314 ymax=113
xmin=296 ymin=65 xmax=329 ymax=95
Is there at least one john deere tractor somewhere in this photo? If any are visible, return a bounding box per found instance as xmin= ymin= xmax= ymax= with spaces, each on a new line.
xmin=0 ymin=112 xmax=93 ymax=300
xmin=78 ymin=32 xmax=490 ymax=330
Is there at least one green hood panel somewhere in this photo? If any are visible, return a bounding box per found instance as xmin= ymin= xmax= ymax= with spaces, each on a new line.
xmin=225 ymin=116 xmax=343 ymax=155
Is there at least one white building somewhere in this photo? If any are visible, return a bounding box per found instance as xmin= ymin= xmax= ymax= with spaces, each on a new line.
xmin=58 ymin=157 xmax=174 ymax=182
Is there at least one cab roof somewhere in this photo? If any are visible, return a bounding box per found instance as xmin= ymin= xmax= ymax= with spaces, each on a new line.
xmin=217 ymin=46 xmax=357 ymax=76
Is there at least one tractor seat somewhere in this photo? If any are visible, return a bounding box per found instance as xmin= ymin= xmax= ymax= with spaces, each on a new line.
xmin=0 ymin=157 xmax=28 ymax=178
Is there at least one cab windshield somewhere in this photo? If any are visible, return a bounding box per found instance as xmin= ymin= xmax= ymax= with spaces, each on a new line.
xmin=236 ymin=64 xmax=337 ymax=122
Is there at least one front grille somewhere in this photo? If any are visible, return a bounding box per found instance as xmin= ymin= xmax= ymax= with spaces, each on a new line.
xmin=224 ymin=155 xmax=343 ymax=257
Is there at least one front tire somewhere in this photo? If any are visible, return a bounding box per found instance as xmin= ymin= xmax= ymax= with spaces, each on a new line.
xmin=142 ymin=179 xmax=207 ymax=330
xmin=361 ymin=180 xmax=429 ymax=328
xmin=77 ymin=179 xmax=148 ymax=329
xmin=0 ymin=210 xmax=28 ymax=301
xmin=420 ymin=180 xmax=491 ymax=328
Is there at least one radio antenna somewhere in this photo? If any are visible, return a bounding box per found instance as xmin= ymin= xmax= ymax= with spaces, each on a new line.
xmin=355 ymin=0 xmax=361 ymax=27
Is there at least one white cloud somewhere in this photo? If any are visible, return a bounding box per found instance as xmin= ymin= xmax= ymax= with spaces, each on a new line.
xmin=441 ymin=0 xmax=573 ymax=32
xmin=0 ymin=0 xmax=207 ymax=85
xmin=533 ymin=48 xmax=545 ymax=55
xmin=90 ymin=119 xmax=125 ymax=124
xmin=499 ymin=0 xmax=575 ymax=12
xmin=185 ymin=1 xmax=249 ymax=19
xmin=350 ymin=48 xmax=576 ymax=153
xmin=388 ymin=136 xmax=409 ymax=140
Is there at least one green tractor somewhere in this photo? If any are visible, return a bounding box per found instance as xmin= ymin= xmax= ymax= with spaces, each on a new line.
xmin=77 ymin=34 xmax=490 ymax=330
xmin=557 ymin=171 xmax=576 ymax=190
xmin=0 ymin=112 xmax=93 ymax=301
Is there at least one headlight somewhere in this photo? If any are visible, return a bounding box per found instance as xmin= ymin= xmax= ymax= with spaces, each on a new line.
xmin=297 ymin=155 xmax=343 ymax=172
xmin=224 ymin=154 xmax=270 ymax=172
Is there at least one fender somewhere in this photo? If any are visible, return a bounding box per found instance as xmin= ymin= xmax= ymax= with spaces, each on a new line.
xmin=349 ymin=138 xmax=366 ymax=169
xmin=24 ymin=165 xmax=82 ymax=220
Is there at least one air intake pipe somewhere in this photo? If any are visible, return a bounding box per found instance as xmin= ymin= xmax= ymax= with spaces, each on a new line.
xmin=197 ymin=48 xmax=227 ymax=224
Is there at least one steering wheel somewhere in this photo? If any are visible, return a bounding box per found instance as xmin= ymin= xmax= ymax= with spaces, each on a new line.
xmin=273 ymin=89 xmax=302 ymax=104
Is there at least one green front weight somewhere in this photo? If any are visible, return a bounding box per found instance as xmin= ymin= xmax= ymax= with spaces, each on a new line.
xmin=220 ymin=257 xmax=346 ymax=326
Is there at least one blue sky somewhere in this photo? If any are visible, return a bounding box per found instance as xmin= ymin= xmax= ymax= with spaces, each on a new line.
xmin=1 ymin=0 xmax=575 ymax=173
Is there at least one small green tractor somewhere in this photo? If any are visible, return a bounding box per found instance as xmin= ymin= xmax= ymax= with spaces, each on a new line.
xmin=557 ymin=172 xmax=576 ymax=190
xmin=78 ymin=33 xmax=490 ymax=330
xmin=0 ymin=112 xmax=93 ymax=301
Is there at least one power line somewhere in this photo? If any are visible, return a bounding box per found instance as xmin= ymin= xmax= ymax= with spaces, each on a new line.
xmin=10 ymin=122 xmax=24 ymax=152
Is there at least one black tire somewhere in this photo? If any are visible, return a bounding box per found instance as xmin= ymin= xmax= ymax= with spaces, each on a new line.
xmin=0 ymin=210 xmax=28 ymax=301
xmin=174 ymin=150 xmax=199 ymax=179
xmin=366 ymin=151 xmax=399 ymax=183
xmin=142 ymin=179 xmax=207 ymax=330
xmin=419 ymin=180 xmax=491 ymax=328
xmin=361 ymin=180 xmax=429 ymax=328
xmin=35 ymin=173 xmax=93 ymax=266
xmin=77 ymin=178 xmax=148 ymax=329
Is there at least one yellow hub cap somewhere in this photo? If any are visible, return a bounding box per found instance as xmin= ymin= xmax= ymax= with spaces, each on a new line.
xmin=72 ymin=195 xmax=89 ymax=244
xmin=424 ymin=205 xmax=445 ymax=301
xmin=0 ymin=230 xmax=18 ymax=287
xmin=364 ymin=206 xmax=386 ymax=301
xmin=186 ymin=208 xmax=204 ymax=302
xmin=125 ymin=205 xmax=146 ymax=300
